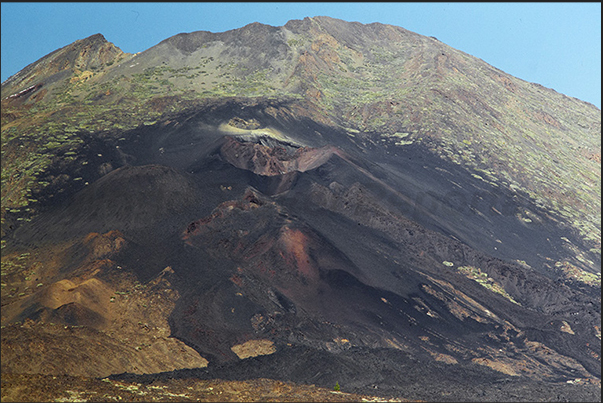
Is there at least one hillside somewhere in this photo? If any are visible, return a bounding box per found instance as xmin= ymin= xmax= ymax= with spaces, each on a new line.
xmin=1 ymin=16 xmax=600 ymax=402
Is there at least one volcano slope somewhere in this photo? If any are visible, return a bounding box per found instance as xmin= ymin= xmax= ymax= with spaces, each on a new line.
xmin=1 ymin=16 xmax=601 ymax=403
xmin=2 ymin=104 xmax=601 ymax=401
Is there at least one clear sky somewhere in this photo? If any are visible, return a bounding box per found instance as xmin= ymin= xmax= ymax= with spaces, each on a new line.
xmin=1 ymin=2 xmax=601 ymax=108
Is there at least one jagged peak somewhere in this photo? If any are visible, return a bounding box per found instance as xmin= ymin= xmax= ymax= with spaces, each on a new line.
xmin=73 ymin=33 xmax=108 ymax=45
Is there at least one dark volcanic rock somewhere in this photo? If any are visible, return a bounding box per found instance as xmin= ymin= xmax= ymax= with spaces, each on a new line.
xmin=220 ymin=137 xmax=336 ymax=177
xmin=14 ymin=164 xmax=204 ymax=245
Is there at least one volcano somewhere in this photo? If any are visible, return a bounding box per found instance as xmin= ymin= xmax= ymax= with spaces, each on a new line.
xmin=1 ymin=16 xmax=600 ymax=402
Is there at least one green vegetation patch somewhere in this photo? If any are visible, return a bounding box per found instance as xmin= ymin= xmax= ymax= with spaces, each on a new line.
xmin=555 ymin=261 xmax=601 ymax=288
xmin=457 ymin=266 xmax=520 ymax=305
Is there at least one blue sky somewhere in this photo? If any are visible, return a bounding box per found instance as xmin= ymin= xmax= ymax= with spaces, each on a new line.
xmin=1 ymin=2 xmax=601 ymax=108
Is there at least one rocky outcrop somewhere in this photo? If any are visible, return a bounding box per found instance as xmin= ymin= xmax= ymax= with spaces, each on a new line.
xmin=220 ymin=137 xmax=336 ymax=176
xmin=1 ymin=33 xmax=127 ymax=100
